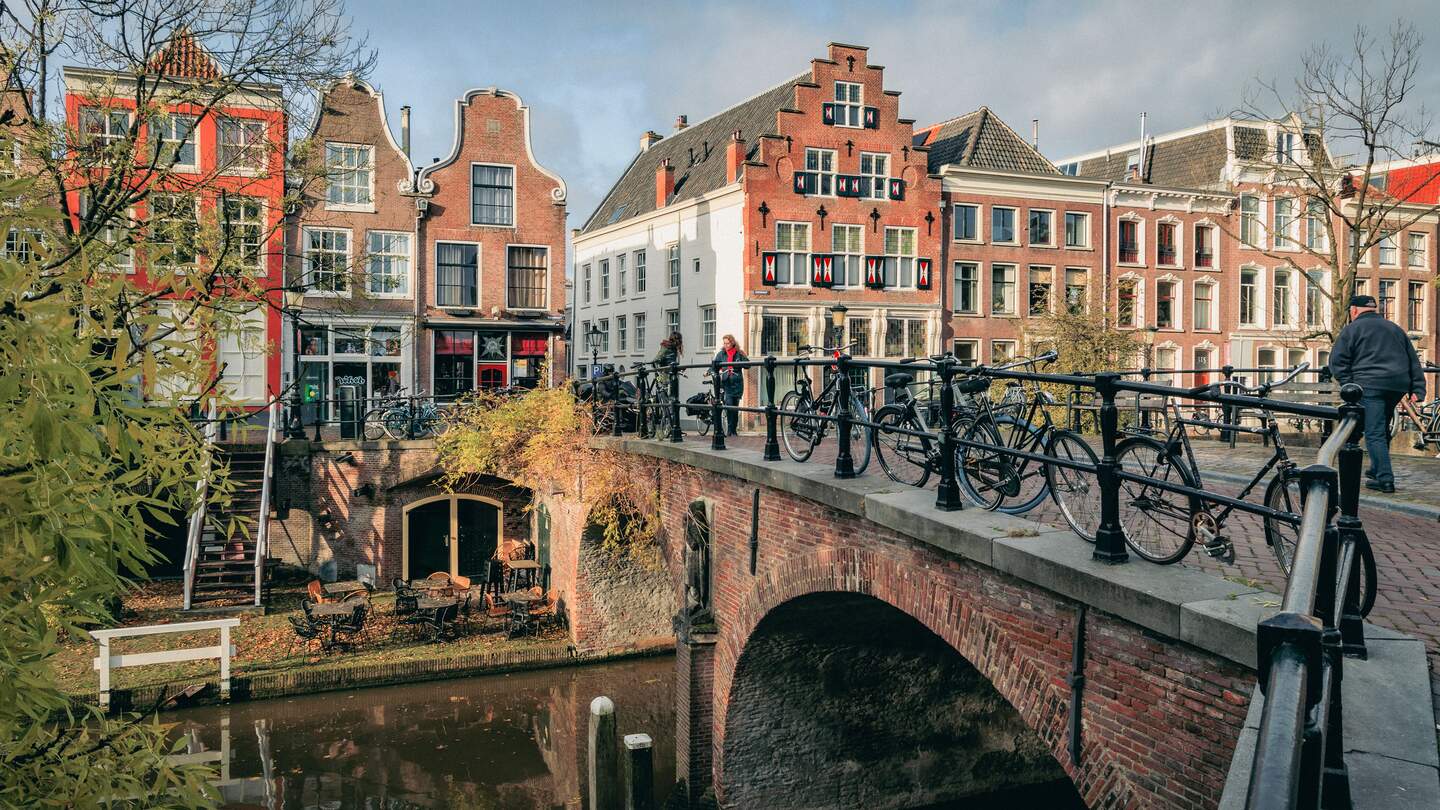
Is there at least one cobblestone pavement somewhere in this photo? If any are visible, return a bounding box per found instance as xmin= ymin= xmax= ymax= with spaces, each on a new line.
xmin=695 ymin=430 xmax=1440 ymax=726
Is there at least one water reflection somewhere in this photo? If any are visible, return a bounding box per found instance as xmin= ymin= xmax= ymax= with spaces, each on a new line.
xmin=164 ymin=657 xmax=676 ymax=809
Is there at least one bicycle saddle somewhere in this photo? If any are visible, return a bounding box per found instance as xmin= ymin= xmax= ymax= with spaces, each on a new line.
xmin=955 ymin=377 xmax=990 ymax=395
xmin=884 ymin=372 xmax=914 ymax=389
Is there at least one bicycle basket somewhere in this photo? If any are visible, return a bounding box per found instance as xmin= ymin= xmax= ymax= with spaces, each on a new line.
xmin=684 ymin=392 xmax=712 ymax=418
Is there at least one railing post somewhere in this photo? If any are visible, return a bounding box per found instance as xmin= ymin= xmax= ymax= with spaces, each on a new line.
xmin=1222 ymin=364 xmax=1236 ymax=448
xmin=710 ymin=359 xmax=727 ymax=451
xmin=833 ymin=355 xmax=856 ymax=479
xmin=668 ymin=361 xmax=683 ymax=443
xmin=1139 ymin=367 xmax=1152 ymax=430
xmin=763 ymin=356 xmax=781 ymax=461
xmin=1334 ymin=384 xmax=1368 ymax=659
xmin=1092 ymin=372 xmax=1128 ymax=564
xmin=636 ymin=365 xmax=650 ymax=439
xmin=406 ymin=398 xmax=418 ymax=440
xmin=935 ymin=357 xmax=963 ymax=511
xmin=312 ymin=400 xmax=323 ymax=443
xmin=610 ymin=373 xmax=623 ymax=437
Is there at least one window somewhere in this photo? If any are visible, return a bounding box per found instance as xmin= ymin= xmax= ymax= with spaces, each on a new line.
xmin=954 ymin=204 xmax=979 ymax=241
xmin=1028 ymin=266 xmax=1053 ymax=315
xmin=635 ymin=250 xmax=647 ymax=292
xmin=991 ymin=340 xmax=1017 ymax=364
xmin=1306 ymin=270 xmax=1327 ymax=328
xmin=1117 ymin=277 xmax=1139 ymax=328
xmin=80 ymin=107 xmax=129 ymax=149
xmin=834 ymin=81 xmax=862 ymax=127
xmin=804 ymin=148 xmax=836 ymax=196
xmin=1272 ymin=269 xmax=1293 ymax=326
xmin=635 ymin=312 xmax=647 ymax=350
xmin=1194 ymin=224 xmax=1216 ymax=268
xmin=325 ymin=143 xmax=373 ymax=208
xmin=907 ymin=320 xmax=927 ymax=358
xmin=1118 ymin=219 xmax=1140 ymax=263
xmin=991 ymin=264 xmax=1016 ymax=315
xmin=79 ymin=192 xmax=131 ymax=272
xmin=1194 ymin=281 xmax=1215 ymax=330
xmin=668 ymin=243 xmax=681 ymax=288
xmin=1350 ymin=228 xmax=1366 ymax=264
xmin=1157 ymin=221 xmax=1178 ymax=266
xmin=220 ymin=196 xmax=264 ymax=274
xmin=1306 ymin=199 xmax=1328 ymax=251
xmin=700 ymin=306 xmax=716 ymax=349
xmin=883 ymin=319 xmax=904 ymax=357
xmin=952 ymin=340 xmax=978 ymax=367
xmin=434 ymin=330 xmax=474 ymax=398
xmin=217 ymin=117 xmax=266 ymax=172
xmin=597 ymin=318 xmax=610 ymax=352
xmin=582 ymin=263 xmax=592 ymax=304
xmin=954 ymin=262 xmax=979 ymax=314
xmin=833 ymin=224 xmax=863 ymax=287
xmin=600 ymin=259 xmax=610 ymax=300
xmin=435 ymin=242 xmax=479 ymax=307
xmin=471 ymin=164 xmax=515 ymax=225
xmin=847 ymin=318 xmax=871 ymax=356
xmin=365 ymin=232 xmax=409 ymax=296
xmin=1257 ymin=348 xmax=1279 ymax=383
xmin=1028 ymin=210 xmax=1053 ymax=246
xmin=1275 ymin=131 xmax=1298 ymax=164
xmin=1239 ymin=268 xmax=1260 ymax=327
xmin=149 ymin=193 xmax=199 ymax=271
xmin=617 ymin=253 xmax=627 ymax=296
xmin=693 ymin=257 xmax=700 ymax=274
xmin=784 ymin=316 xmax=807 ymax=355
xmin=1378 ymin=280 xmax=1396 ymax=320
xmin=303 ymin=228 xmax=350 ymax=292
xmin=1287 ymin=348 xmax=1307 ymax=372
xmin=761 ymin=316 xmax=782 ymax=355
xmin=1408 ymin=282 xmax=1425 ymax=332
xmin=617 ymin=315 xmax=628 ymax=352
xmin=1065 ymin=269 xmax=1087 ymax=314
xmin=991 ymin=207 xmax=1016 ymax=243
xmin=1153 ymin=347 xmax=1178 ymax=386
xmin=1378 ymin=231 xmax=1398 ymax=266
xmin=149 ymin=114 xmax=196 ymax=169
xmin=1408 ymin=233 xmax=1426 ymax=267
xmin=507 ymin=246 xmax=548 ymax=309
xmin=1240 ymin=195 xmax=1261 ymax=247
xmin=775 ymin=222 xmax=810 ymax=285
xmin=1156 ymin=280 xmax=1177 ymax=328
xmin=882 ymin=227 xmax=916 ymax=287
xmin=1064 ymin=212 xmax=1089 ymax=248
xmin=667 ymin=309 xmax=680 ymax=340
xmin=859 ymin=153 xmax=888 ymax=199
xmin=1274 ymin=198 xmax=1296 ymax=249
xmin=1355 ymin=277 xmax=1369 ymax=297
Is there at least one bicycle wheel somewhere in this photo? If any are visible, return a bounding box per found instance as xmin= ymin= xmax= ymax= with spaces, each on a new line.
xmin=381 ymin=408 xmax=411 ymax=440
xmin=872 ymin=404 xmax=932 ymax=487
xmin=650 ymin=397 xmax=673 ymax=440
xmin=781 ymin=391 xmax=818 ymax=462
xmin=1113 ymin=436 xmax=1200 ymax=564
xmin=848 ymin=395 xmax=873 ymax=475
xmin=362 ymin=408 xmax=389 ymax=441
xmin=1045 ymin=430 xmax=1101 ymax=542
xmin=957 ymin=419 xmax=1012 ymax=510
xmin=1262 ymin=469 xmax=1303 ymax=575
xmin=697 ymin=401 xmax=713 ymax=436
xmin=992 ymin=415 xmax=1050 ymax=515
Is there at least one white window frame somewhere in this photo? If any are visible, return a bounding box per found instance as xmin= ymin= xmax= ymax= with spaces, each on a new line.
xmin=220 ymin=195 xmax=266 ymax=275
xmin=599 ymin=258 xmax=611 ymax=300
xmin=1273 ymin=197 xmax=1298 ymax=251
xmin=1305 ymin=268 xmax=1330 ymax=330
xmin=217 ymin=116 xmax=267 ymax=175
xmin=634 ymin=312 xmax=647 ymax=352
xmin=1152 ymin=342 xmax=1181 ymax=387
xmin=991 ymin=206 xmax=1018 ymax=245
xmin=1116 ymin=273 xmax=1143 ymax=329
xmin=883 ymin=226 xmax=918 ymax=288
xmin=954 ymin=261 xmax=980 ymax=315
xmin=667 ymin=243 xmax=680 ymax=289
xmin=1154 ymin=275 xmax=1182 ymax=331
xmin=1378 ymin=230 xmax=1399 ymax=267
xmin=583 ymin=263 xmax=592 ymax=305
xmin=1378 ymin=279 xmax=1399 ymax=322
xmin=990 ymin=339 xmax=1018 ymax=364
xmin=1306 ymin=199 xmax=1329 ymax=252
xmin=1027 ymin=208 xmax=1055 ymax=248
xmin=1238 ymin=265 xmax=1265 ymax=329
xmin=506 ymin=244 xmax=550 ymax=312
xmin=1239 ymin=194 xmax=1264 ymax=249
xmin=803 ymin=148 xmax=837 ymax=197
xmin=1406 ymin=280 xmax=1427 ymax=334
xmin=1117 ymin=214 xmax=1144 ymax=266
xmin=858 ymin=151 xmax=889 ymax=200
xmin=470 ymin=162 xmax=517 ymax=227
xmin=434 ymin=240 xmax=481 ymax=309
xmin=1407 ymin=232 xmax=1427 ymax=268
xmin=1064 ymin=267 xmax=1089 ymax=314
xmin=832 ymin=223 xmax=863 ymax=289
xmin=1155 ymin=216 xmax=1182 ymax=268
xmin=1193 ymin=220 xmax=1219 ymax=270
xmin=325 ymin=142 xmax=375 ymax=211
xmin=80 ymin=191 xmax=133 ymax=273
xmin=1063 ymin=211 xmax=1090 ymax=249
xmin=1027 ymin=265 xmax=1055 ymax=316
xmin=301 ymin=226 xmax=352 ymax=297
xmin=616 ymin=314 xmax=627 ymax=352
xmin=1193 ymin=279 xmax=1217 ymax=331
xmin=833 ymin=81 xmax=863 ymax=128
xmin=364 ymin=230 xmax=411 ymax=298
xmin=634 ymin=250 xmax=647 ymax=293
xmin=148 ymin=192 xmax=201 ymax=273
xmin=953 ymin=203 xmax=981 ymax=243
xmin=617 ymin=252 xmax=627 ymax=297
xmin=149 ymin=113 xmax=198 ymax=172
xmin=991 ymin=263 xmax=1017 ymax=316
xmin=80 ymin=106 xmax=130 ymax=148
xmin=700 ymin=305 xmax=717 ymax=349
xmin=952 ymin=339 xmax=979 ymax=367
xmin=775 ymin=221 xmax=811 ymax=287
xmin=1272 ymin=267 xmax=1298 ymax=329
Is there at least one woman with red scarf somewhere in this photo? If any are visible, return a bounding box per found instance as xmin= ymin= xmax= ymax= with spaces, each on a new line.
xmin=713 ymin=334 xmax=748 ymax=436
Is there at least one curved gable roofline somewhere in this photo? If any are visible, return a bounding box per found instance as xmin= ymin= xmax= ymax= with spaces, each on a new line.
xmin=302 ymin=75 xmax=417 ymax=185
xmin=415 ymin=86 xmax=567 ymax=204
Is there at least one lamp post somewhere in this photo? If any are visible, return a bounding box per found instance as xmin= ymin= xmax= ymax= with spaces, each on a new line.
xmin=586 ymin=323 xmax=603 ymax=380
xmin=283 ymin=288 xmax=307 ymax=439
xmin=829 ymin=302 xmax=848 ymax=349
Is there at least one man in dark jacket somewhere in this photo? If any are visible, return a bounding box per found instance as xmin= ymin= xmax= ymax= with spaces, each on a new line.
xmin=1328 ymin=294 xmax=1426 ymax=493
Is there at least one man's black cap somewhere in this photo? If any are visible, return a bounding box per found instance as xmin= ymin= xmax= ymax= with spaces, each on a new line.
xmin=1350 ymin=294 xmax=1377 ymax=308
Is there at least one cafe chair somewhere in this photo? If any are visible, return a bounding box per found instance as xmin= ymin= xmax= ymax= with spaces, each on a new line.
xmin=306 ymin=580 xmax=326 ymax=604
xmin=331 ymin=603 xmax=370 ymax=650
xmin=287 ymin=615 xmax=324 ymax=657
xmin=392 ymin=577 xmax=419 ymax=616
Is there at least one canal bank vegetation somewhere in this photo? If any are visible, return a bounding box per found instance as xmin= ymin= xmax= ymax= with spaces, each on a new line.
xmin=438 ymin=378 xmax=662 ymax=562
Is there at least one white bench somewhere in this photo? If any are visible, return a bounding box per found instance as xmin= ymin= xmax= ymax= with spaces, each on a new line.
xmin=89 ymin=618 xmax=240 ymax=709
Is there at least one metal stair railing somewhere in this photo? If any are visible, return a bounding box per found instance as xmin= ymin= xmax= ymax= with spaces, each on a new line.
xmin=182 ymin=399 xmax=219 ymax=611
xmin=252 ymin=400 xmax=279 ymax=607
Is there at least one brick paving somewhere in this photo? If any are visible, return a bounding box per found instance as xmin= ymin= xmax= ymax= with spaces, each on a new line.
xmin=680 ymin=430 xmax=1440 ymax=727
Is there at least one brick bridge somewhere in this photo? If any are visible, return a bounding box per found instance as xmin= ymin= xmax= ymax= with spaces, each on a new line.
xmin=535 ymin=437 xmax=1438 ymax=810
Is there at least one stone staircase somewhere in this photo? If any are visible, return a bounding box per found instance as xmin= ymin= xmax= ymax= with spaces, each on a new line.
xmin=190 ymin=444 xmax=266 ymax=604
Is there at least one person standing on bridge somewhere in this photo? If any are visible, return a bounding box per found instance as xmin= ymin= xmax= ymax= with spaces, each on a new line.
xmin=713 ymin=335 xmax=748 ymax=436
xmin=1328 ymin=294 xmax=1426 ymax=494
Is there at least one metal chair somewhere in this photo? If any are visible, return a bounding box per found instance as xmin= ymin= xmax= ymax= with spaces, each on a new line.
xmin=306 ymin=580 xmax=326 ymax=604
xmin=330 ymin=603 xmax=369 ymax=649
xmin=287 ymin=615 xmax=324 ymax=656
xmin=392 ymin=577 xmax=419 ymax=616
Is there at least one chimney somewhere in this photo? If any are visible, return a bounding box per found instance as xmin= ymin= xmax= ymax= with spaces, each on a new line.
xmin=1031 ymin=118 xmax=1039 ymax=149
xmin=400 ymin=105 xmax=411 ymax=157
xmin=725 ymin=130 xmax=745 ymax=183
xmin=640 ymin=130 xmax=662 ymax=151
xmin=656 ymin=158 xmax=675 ymax=208
xmin=1132 ymin=112 xmax=1148 ymax=181
xmin=674 ymin=114 xmax=688 ymax=132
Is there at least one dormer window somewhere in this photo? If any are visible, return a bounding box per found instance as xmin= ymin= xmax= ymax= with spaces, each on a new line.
xmin=1275 ymin=131 xmax=1298 ymax=164
xmin=834 ymin=81 xmax=862 ymax=128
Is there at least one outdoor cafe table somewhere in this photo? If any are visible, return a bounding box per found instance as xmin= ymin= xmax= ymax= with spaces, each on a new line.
xmin=415 ymin=596 xmax=460 ymax=640
xmin=309 ymin=602 xmax=356 ymax=648
xmin=501 ymin=590 xmax=543 ymax=636
xmin=505 ymin=559 xmax=541 ymax=590
xmin=322 ymin=580 xmax=366 ymax=597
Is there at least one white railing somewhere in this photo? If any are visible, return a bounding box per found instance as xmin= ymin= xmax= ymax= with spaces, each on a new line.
xmin=182 ymin=400 xmax=220 ymax=611
xmin=253 ymin=401 xmax=279 ymax=607
xmin=89 ymin=618 xmax=240 ymax=710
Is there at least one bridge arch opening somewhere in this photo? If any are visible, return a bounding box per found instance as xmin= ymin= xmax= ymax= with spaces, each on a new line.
xmin=718 ymin=591 xmax=1085 ymax=809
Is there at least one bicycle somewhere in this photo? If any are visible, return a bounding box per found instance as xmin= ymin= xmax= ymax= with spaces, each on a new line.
xmin=362 ymin=390 xmax=447 ymax=440
xmin=362 ymin=389 xmax=411 ymax=440
xmin=869 ymin=354 xmax=979 ymax=487
xmin=684 ymin=371 xmax=720 ymax=436
xmin=778 ymin=343 xmax=873 ymax=472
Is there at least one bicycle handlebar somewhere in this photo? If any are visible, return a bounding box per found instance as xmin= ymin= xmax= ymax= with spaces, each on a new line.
xmin=1187 ymin=362 xmax=1310 ymax=399
xmin=797 ymin=342 xmax=857 ymax=355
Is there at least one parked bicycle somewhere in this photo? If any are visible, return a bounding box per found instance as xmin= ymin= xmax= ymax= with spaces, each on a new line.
xmin=362 ymin=391 xmax=448 ymax=440
xmin=869 ymin=355 xmax=976 ymax=488
xmin=779 ymin=343 xmax=873 ymax=472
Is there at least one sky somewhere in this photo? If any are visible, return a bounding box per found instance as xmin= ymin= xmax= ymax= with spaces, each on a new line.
xmin=345 ymin=0 xmax=1440 ymax=234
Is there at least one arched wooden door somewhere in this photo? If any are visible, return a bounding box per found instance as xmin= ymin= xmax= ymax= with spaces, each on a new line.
xmin=403 ymin=495 xmax=502 ymax=580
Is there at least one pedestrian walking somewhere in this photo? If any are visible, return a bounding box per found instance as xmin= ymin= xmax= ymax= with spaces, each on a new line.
xmin=1328 ymin=294 xmax=1426 ymax=493
xmin=713 ymin=335 xmax=748 ymax=436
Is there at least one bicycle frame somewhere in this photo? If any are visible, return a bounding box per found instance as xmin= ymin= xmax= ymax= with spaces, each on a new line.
xmin=1160 ymin=395 xmax=1297 ymax=528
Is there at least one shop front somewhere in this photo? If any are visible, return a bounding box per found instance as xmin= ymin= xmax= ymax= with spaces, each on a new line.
xmin=431 ymin=326 xmax=558 ymax=399
xmin=296 ymin=318 xmax=413 ymax=421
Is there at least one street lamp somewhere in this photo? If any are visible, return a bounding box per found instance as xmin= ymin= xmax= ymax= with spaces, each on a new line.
xmin=585 ymin=323 xmax=603 ymax=380
xmin=282 ymin=287 xmax=307 ymax=439
xmin=829 ymin=302 xmax=848 ymax=348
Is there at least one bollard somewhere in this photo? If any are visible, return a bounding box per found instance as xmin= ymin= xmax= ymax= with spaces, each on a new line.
xmin=623 ymin=733 xmax=654 ymax=810
xmin=668 ymin=361 xmax=683 ymax=443
xmin=833 ymin=355 xmax=856 ymax=479
xmin=1091 ymin=373 xmax=1129 ymax=564
xmin=710 ymin=358 xmax=726 ymax=451
xmin=588 ymin=697 xmax=621 ymax=810
xmin=935 ymin=357 xmax=963 ymax=511
xmin=636 ymin=365 xmax=650 ymax=439
xmin=763 ymin=356 xmax=781 ymax=461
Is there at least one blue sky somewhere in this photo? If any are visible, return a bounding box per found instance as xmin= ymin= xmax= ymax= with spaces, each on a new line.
xmin=346 ymin=0 xmax=1440 ymax=232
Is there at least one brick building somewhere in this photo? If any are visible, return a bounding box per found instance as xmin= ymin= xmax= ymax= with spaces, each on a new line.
xmin=573 ymin=42 xmax=944 ymax=399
